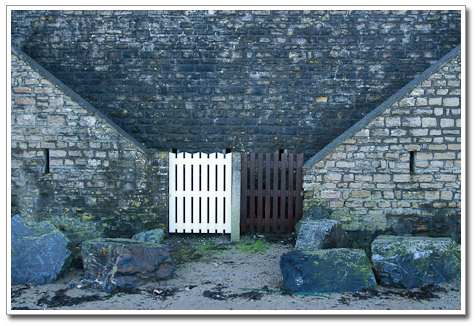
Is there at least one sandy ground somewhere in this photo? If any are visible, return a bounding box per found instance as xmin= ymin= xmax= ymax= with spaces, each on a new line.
xmin=9 ymin=234 xmax=462 ymax=313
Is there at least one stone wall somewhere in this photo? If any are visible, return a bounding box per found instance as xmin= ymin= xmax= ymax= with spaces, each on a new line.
xmin=11 ymin=47 xmax=169 ymax=246
xmin=302 ymin=46 xmax=461 ymax=241
xmin=11 ymin=10 xmax=461 ymax=159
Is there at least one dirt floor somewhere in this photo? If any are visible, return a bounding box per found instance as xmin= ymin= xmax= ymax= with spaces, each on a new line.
xmin=9 ymin=233 xmax=462 ymax=313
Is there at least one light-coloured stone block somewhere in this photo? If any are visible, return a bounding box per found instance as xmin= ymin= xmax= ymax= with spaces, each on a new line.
xmin=402 ymin=116 xmax=421 ymax=127
xmin=440 ymin=118 xmax=455 ymax=128
xmin=422 ymin=117 xmax=437 ymax=127
xmin=443 ymin=97 xmax=460 ymax=107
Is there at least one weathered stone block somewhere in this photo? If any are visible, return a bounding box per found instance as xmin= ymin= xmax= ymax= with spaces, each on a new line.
xmin=12 ymin=86 xmax=31 ymax=94
xmin=16 ymin=96 xmax=36 ymax=106
xmin=371 ymin=235 xmax=460 ymax=288
xmin=81 ymin=238 xmax=174 ymax=291
xmin=440 ymin=118 xmax=455 ymax=128
xmin=402 ymin=117 xmax=421 ymax=127
xmin=132 ymin=228 xmax=165 ymax=244
xmin=422 ymin=117 xmax=437 ymax=127
xmin=416 ymin=97 xmax=428 ymax=106
xmin=47 ymin=115 xmax=66 ymax=126
xmin=11 ymin=215 xmax=73 ymax=285
xmin=295 ymin=219 xmax=349 ymax=250
xmin=443 ymin=97 xmax=460 ymax=106
xmin=302 ymin=204 xmax=331 ymax=220
xmin=280 ymin=248 xmax=377 ymax=293
xmin=49 ymin=97 xmax=64 ymax=106
xmin=351 ymin=190 xmax=371 ymax=198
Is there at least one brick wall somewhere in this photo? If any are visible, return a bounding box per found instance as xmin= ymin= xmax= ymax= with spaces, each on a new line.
xmin=11 ymin=10 xmax=461 ymax=159
xmin=11 ymin=47 xmax=169 ymax=247
xmin=302 ymin=46 xmax=461 ymax=242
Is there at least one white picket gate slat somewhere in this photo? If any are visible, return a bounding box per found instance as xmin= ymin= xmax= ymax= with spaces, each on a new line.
xmin=169 ymin=152 xmax=232 ymax=234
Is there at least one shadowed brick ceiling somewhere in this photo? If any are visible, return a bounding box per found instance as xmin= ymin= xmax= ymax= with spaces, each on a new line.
xmin=11 ymin=9 xmax=461 ymax=159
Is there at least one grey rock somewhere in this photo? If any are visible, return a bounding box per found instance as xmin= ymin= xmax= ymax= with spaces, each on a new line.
xmin=81 ymin=238 xmax=174 ymax=291
xmin=11 ymin=215 xmax=73 ymax=285
xmin=295 ymin=205 xmax=332 ymax=233
xmin=132 ymin=228 xmax=165 ymax=244
xmin=295 ymin=219 xmax=349 ymax=250
xmin=371 ymin=235 xmax=461 ymax=288
xmin=281 ymin=248 xmax=377 ymax=293
xmin=303 ymin=205 xmax=332 ymax=220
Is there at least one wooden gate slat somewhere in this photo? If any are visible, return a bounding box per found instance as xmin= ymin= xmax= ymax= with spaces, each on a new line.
xmin=240 ymin=153 xmax=248 ymax=233
xmin=200 ymin=155 xmax=209 ymax=232
xmin=225 ymin=156 xmax=232 ymax=233
xmin=169 ymin=153 xmax=177 ymax=233
xmin=287 ymin=153 xmax=294 ymax=232
xmin=280 ymin=153 xmax=287 ymax=232
xmin=264 ymin=153 xmax=271 ymax=232
xmin=296 ymin=153 xmax=304 ymax=225
xmin=249 ymin=153 xmax=256 ymax=232
xmin=192 ymin=154 xmax=200 ymax=232
xmin=272 ymin=153 xmax=279 ymax=232
xmin=257 ymin=153 xmax=263 ymax=232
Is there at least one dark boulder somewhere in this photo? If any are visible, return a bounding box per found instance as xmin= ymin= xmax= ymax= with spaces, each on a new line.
xmin=371 ymin=235 xmax=461 ymax=288
xmin=280 ymin=248 xmax=377 ymax=293
xmin=81 ymin=238 xmax=174 ymax=291
xmin=295 ymin=219 xmax=349 ymax=250
xmin=11 ymin=215 xmax=73 ymax=285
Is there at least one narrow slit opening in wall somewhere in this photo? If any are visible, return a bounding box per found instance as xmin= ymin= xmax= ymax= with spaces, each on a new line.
xmin=409 ymin=151 xmax=416 ymax=174
xmin=43 ymin=149 xmax=50 ymax=174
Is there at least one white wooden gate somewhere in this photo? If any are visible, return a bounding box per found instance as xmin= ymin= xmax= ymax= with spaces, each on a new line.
xmin=169 ymin=152 xmax=232 ymax=234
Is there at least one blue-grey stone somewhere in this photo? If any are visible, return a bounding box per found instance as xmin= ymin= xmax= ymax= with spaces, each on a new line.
xmin=302 ymin=205 xmax=332 ymax=220
xmin=295 ymin=219 xmax=349 ymax=250
xmin=295 ymin=205 xmax=332 ymax=233
xmin=280 ymin=248 xmax=377 ymax=293
xmin=11 ymin=215 xmax=73 ymax=285
xmin=371 ymin=235 xmax=461 ymax=288
xmin=131 ymin=228 xmax=165 ymax=244
xmin=81 ymin=238 xmax=174 ymax=291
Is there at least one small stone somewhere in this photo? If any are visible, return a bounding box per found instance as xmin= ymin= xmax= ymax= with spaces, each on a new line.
xmin=302 ymin=205 xmax=331 ymax=220
xmin=296 ymin=205 xmax=332 ymax=233
xmin=131 ymin=228 xmax=165 ymax=244
xmin=315 ymin=96 xmax=327 ymax=103
xmin=295 ymin=219 xmax=349 ymax=250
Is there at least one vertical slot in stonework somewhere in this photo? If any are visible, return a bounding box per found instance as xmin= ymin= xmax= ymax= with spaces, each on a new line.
xmin=409 ymin=151 xmax=416 ymax=174
xmin=43 ymin=149 xmax=50 ymax=174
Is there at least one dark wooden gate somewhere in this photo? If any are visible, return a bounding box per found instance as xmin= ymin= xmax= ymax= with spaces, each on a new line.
xmin=240 ymin=153 xmax=304 ymax=233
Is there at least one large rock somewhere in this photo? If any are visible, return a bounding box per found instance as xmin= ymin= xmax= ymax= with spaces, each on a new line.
xmin=132 ymin=228 xmax=165 ymax=244
xmin=295 ymin=219 xmax=349 ymax=250
xmin=11 ymin=215 xmax=73 ymax=285
xmin=81 ymin=238 xmax=174 ymax=291
xmin=280 ymin=248 xmax=377 ymax=293
xmin=371 ymin=235 xmax=461 ymax=288
xmin=295 ymin=205 xmax=332 ymax=233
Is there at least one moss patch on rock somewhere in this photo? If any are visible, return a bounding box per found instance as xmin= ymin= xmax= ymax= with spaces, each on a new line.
xmin=281 ymin=248 xmax=377 ymax=293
